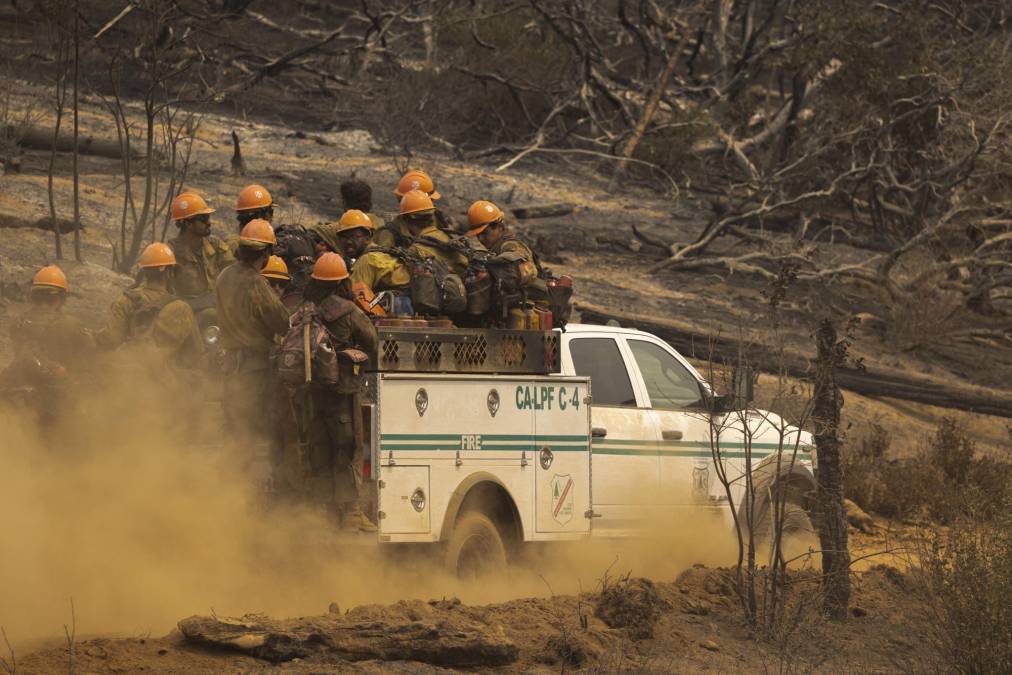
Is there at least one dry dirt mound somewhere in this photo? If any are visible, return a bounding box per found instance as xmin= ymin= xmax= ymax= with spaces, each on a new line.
xmin=594 ymin=576 xmax=667 ymax=639
xmin=17 ymin=564 xmax=931 ymax=673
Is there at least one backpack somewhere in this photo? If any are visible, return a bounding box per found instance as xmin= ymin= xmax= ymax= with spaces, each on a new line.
xmin=408 ymin=235 xmax=484 ymax=316
xmin=407 ymin=255 xmax=467 ymax=315
xmin=275 ymin=302 xmax=341 ymax=386
xmin=274 ymin=224 xmax=319 ymax=287
xmin=127 ymin=291 xmax=176 ymax=340
xmin=484 ymin=250 xmax=528 ymax=294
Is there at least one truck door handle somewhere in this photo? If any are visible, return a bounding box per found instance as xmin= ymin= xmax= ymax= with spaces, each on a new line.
xmin=662 ymin=430 xmax=684 ymax=441
xmin=591 ymin=426 xmax=607 ymax=438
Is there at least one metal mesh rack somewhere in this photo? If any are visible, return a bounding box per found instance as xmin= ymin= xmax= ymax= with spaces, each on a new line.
xmin=371 ymin=327 xmax=561 ymax=374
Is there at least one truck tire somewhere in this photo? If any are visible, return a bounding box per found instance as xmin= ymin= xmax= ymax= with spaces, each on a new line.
xmin=445 ymin=511 xmax=507 ymax=579
xmin=748 ymin=494 xmax=815 ymax=554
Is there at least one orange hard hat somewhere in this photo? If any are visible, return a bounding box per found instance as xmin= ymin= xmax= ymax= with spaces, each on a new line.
xmin=393 ymin=170 xmax=440 ymax=200
xmin=399 ymin=189 xmax=436 ymax=216
xmin=138 ymin=242 xmax=177 ymax=268
xmin=311 ymin=252 xmax=349 ymax=281
xmin=465 ymin=200 xmax=504 ymax=237
xmin=171 ymin=192 xmax=215 ymax=221
xmin=32 ymin=265 xmax=68 ymax=291
xmin=261 ymin=255 xmax=290 ymax=281
xmin=239 ymin=218 xmax=277 ymax=247
xmin=334 ymin=209 xmax=375 ymax=234
xmin=236 ymin=184 xmax=276 ymax=212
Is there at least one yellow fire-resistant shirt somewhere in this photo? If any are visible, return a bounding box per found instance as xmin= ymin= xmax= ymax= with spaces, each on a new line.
xmin=167 ymin=234 xmax=235 ymax=301
xmin=96 ymin=283 xmax=203 ymax=365
xmin=350 ymin=245 xmax=411 ymax=293
xmin=214 ymin=261 xmax=290 ymax=355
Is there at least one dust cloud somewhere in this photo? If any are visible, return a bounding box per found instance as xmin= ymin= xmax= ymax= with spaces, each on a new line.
xmin=0 ymin=348 xmax=453 ymax=647
xmin=0 ymin=347 xmax=744 ymax=648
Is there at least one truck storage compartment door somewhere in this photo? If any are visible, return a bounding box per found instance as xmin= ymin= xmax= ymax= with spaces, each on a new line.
xmin=533 ymin=378 xmax=592 ymax=535
xmin=376 ymin=374 xmax=535 ymax=542
xmin=378 ymin=465 xmax=431 ymax=534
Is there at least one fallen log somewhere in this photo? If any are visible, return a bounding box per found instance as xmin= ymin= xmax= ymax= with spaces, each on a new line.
xmin=0 ymin=214 xmax=78 ymax=234
xmin=178 ymin=612 xmax=518 ymax=667
xmin=9 ymin=125 xmax=141 ymax=160
xmin=509 ymin=203 xmax=574 ymax=220
xmin=576 ymin=302 xmax=1012 ymax=418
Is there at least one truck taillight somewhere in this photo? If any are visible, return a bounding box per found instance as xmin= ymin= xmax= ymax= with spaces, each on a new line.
xmin=362 ymin=458 xmax=372 ymax=480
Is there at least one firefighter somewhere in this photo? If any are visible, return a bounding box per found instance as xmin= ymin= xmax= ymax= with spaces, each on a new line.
xmin=401 ymin=190 xmax=471 ymax=276
xmin=259 ymin=253 xmax=301 ymax=496
xmin=335 ymin=210 xmax=376 ymax=262
xmin=215 ymin=219 xmax=290 ymax=475
xmin=374 ymin=169 xmax=448 ymax=247
xmin=260 ymin=254 xmax=301 ymax=314
xmin=228 ymin=184 xmax=278 ymax=254
xmin=465 ymin=199 xmax=548 ymax=305
xmin=96 ymin=243 xmax=203 ymax=367
xmin=340 ymin=177 xmax=384 ymax=230
xmin=299 ymin=252 xmax=378 ymax=531
xmin=3 ymin=265 xmax=93 ymax=424
xmin=341 ymin=209 xmax=411 ymax=298
xmin=166 ymin=192 xmax=234 ymax=315
xmin=233 ymin=183 xmax=317 ymax=287
xmin=8 ymin=265 xmax=93 ymax=375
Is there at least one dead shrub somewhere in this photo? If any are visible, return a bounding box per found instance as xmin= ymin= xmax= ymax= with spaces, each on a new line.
xmin=362 ymin=8 xmax=573 ymax=155
xmin=594 ymin=575 xmax=665 ymax=639
xmin=841 ymin=421 xmax=892 ymax=511
xmin=885 ymin=283 xmax=963 ymax=353
xmin=843 ymin=419 xmax=1012 ymax=523
xmin=915 ymin=505 xmax=1012 ymax=674
xmin=541 ymin=631 xmax=594 ymax=668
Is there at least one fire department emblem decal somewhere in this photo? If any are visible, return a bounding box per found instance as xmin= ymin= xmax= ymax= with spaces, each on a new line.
xmin=415 ymin=388 xmax=428 ymax=417
xmin=550 ymin=474 xmax=575 ymax=525
xmin=487 ymin=389 xmax=500 ymax=417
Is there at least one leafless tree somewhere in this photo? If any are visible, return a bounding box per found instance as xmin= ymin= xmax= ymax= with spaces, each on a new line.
xmin=71 ymin=0 xmax=82 ymax=262
xmin=0 ymin=626 xmax=15 ymax=675
xmin=43 ymin=2 xmax=73 ymax=261
xmin=94 ymin=0 xmax=202 ymax=272
xmin=701 ymin=304 xmax=818 ymax=633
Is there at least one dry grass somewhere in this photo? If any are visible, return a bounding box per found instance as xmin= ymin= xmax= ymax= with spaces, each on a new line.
xmin=844 ymin=418 xmax=1012 ymax=524
xmin=913 ymin=506 xmax=1012 ymax=674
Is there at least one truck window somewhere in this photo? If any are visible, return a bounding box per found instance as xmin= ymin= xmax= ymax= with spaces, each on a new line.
xmin=628 ymin=339 xmax=703 ymax=409
xmin=569 ymin=338 xmax=636 ymax=407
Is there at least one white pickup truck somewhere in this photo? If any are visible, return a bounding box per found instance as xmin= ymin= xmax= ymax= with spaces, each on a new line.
xmin=368 ymin=324 xmax=816 ymax=575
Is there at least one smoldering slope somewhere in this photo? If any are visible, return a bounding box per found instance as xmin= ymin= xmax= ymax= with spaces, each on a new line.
xmin=0 ymin=350 xmax=741 ymax=647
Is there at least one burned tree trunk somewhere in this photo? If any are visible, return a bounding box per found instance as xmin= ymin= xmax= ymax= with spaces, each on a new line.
xmin=231 ymin=130 xmax=246 ymax=177
xmin=812 ymin=318 xmax=850 ymax=621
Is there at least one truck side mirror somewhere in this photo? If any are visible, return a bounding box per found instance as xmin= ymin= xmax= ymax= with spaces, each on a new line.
xmin=731 ymin=366 xmax=755 ymax=405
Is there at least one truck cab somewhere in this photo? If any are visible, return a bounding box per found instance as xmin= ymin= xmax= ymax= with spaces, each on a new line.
xmin=557 ymin=324 xmax=815 ymax=537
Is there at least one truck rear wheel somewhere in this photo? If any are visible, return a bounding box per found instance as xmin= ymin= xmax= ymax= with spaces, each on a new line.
xmin=445 ymin=511 xmax=507 ymax=579
xmin=748 ymin=493 xmax=816 ymax=561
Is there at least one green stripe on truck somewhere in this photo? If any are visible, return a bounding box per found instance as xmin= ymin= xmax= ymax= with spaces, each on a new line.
xmin=380 ymin=444 xmax=588 ymax=452
xmin=380 ymin=434 xmax=588 ymax=441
